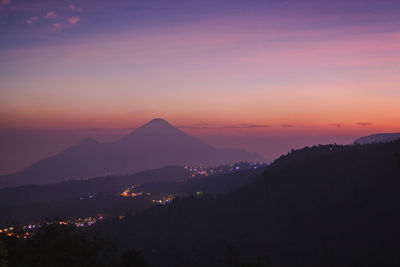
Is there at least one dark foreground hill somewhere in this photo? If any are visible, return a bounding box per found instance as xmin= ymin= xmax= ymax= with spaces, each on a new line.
xmin=0 ymin=119 xmax=263 ymax=188
xmin=0 ymin=165 xmax=263 ymax=225
xmin=96 ymin=141 xmax=400 ymax=267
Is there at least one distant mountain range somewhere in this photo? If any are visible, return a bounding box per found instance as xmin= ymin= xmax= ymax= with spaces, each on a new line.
xmin=353 ymin=132 xmax=400 ymax=145
xmin=0 ymin=118 xmax=263 ymax=188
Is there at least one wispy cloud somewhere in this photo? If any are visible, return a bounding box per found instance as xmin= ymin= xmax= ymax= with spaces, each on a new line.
xmin=49 ymin=17 xmax=80 ymax=32
xmin=26 ymin=16 xmax=38 ymax=24
xmin=178 ymin=123 xmax=210 ymax=129
xmin=330 ymin=123 xmax=343 ymax=127
xmin=69 ymin=4 xmax=83 ymax=12
xmin=51 ymin=23 xmax=62 ymax=31
xmin=0 ymin=0 xmax=11 ymax=5
xmin=357 ymin=122 xmax=374 ymax=127
xmin=67 ymin=16 xmax=80 ymax=24
xmin=44 ymin=11 xmax=58 ymax=19
xmin=223 ymin=123 xmax=270 ymax=129
xmin=179 ymin=123 xmax=270 ymax=129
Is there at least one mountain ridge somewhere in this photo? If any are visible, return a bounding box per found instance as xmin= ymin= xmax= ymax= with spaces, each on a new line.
xmin=353 ymin=132 xmax=400 ymax=145
xmin=0 ymin=119 xmax=263 ymax=188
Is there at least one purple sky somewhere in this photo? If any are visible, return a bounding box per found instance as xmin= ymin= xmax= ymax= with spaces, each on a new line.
xmin=0 ymin=0 xmax=399 ymax=174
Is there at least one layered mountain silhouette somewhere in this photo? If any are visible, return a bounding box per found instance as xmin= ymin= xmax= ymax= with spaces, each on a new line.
xmin=0 ymin=118 xmax=263 ymax=188
xmin=353 ymin=132 xmax=400 ymax=145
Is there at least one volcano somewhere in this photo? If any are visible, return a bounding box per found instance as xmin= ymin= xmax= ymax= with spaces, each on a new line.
xmin=0 ymin=118 xmax=263 ymax=188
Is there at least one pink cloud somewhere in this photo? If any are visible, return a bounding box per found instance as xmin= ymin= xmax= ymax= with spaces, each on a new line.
xmin=357 ymin=122 xmax=374 ymax=127
xmin=26 ymin=16 xmax=38 ymax=24
xmin=67 ymin=16 xmax=80 ymax=24
xmin=0 ymin=0 xmax=11 ymax=5
xmin=51 ymin=23 xmax=62 ymax=31
xmin=69 ymin=4 xmax=83 ymax=12
xmin=44 ymin=11 xmax=58 ymax=19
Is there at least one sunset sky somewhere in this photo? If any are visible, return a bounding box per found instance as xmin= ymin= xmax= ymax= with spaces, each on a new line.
xmin=1 ymin=0 xmax=400 ymax=173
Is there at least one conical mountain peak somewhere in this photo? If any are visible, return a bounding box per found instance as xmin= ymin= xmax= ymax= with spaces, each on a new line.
xmin=133 ymin=118 xmax=183 ymax=135
xmin=142 ymin=118 xmax=174 ymax=128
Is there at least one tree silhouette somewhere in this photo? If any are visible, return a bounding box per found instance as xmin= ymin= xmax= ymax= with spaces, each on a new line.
xmin=0 ymin=241 xmax=7 ymax=267
xmin=224 ymin=245 xmax=236 ymax=267
xmin=239 ymin=257 xmax=265 ymax=267
xmin=2 ymin=224 xmax=118 ymax=267
xmin=120 ymin=249 xmax=147 ymax=267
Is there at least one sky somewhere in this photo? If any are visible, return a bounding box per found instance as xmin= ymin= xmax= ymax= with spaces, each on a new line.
xmin=0 ymin=0 xmax=400 ymax=173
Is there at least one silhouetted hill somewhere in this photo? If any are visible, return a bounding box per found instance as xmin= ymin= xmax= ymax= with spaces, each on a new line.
xmin=0 ymin=166 xmax=189 ymax=209
xmin=0 ymin=119 xmax=263 ymax=188
xmin=0 ymin=165 xmax=263 ymax=225
xmin=96 ymin=140 xmax=400 ymax=267
xmin=353 ymin=132 xmax=400 ymax=144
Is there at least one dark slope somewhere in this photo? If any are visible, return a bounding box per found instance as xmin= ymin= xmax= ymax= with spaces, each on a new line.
xmin=0 ymin=166 xmax=190 ymax=209
xmin=353 ymin=132 xmax=400 ymax=145
xmin=0 ymin=167 xmax=263 ymax=225
xmin=0 ymin=119 xmax=263 ymax=188
xmin=97 ymin=141 xmax=400 ymax=267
